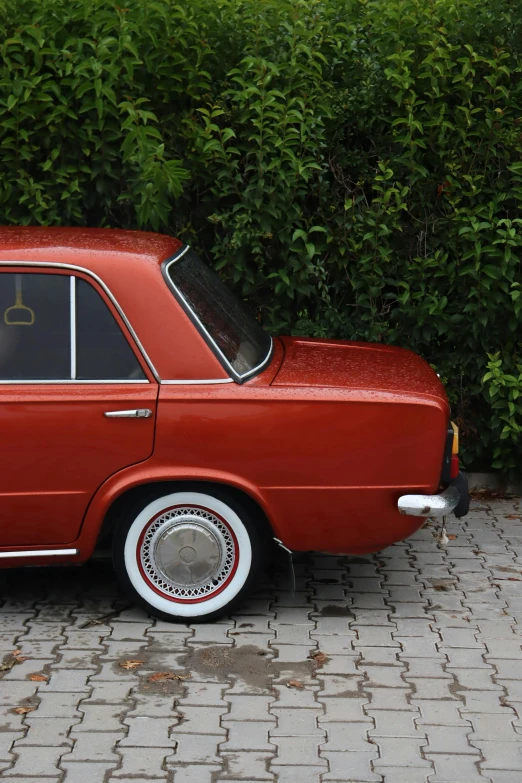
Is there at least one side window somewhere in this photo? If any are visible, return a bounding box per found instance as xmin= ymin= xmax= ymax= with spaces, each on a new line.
xmin=0 ymin=271 xmax=146 ymax=382
xmin=0 ymin=273 xmax=70 ymax=380
xmin=76 ymin=279 xmax=145 ymax=381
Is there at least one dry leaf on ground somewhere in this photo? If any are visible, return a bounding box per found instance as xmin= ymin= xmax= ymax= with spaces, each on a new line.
xmin=447 ymin=534 xmax=457 ymax=540
xmin=148 ymin=671 xmax=190 ymax=682
xmin=119 ymin=660 xmax=145 ymax=670
xmin=28 ymin=674 xmax=48 ymax=682
xmin=506 ymin=514 xmax=522 ymax=519
xmin=310 ymin=651 xmax=328 ymax=666
xmin=0 ymin=655 xmax=26 ymax=672
xmin=287 ymin=679 xmax=304 ymax=689
xmin=13 ymin=706 xmax=36 ymax=715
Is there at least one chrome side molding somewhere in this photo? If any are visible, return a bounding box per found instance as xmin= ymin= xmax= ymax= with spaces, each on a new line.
xmin=0 ymin=549 xmax=79 ymax=559
xmin=398 ymin=485 xmax=460 ymax=517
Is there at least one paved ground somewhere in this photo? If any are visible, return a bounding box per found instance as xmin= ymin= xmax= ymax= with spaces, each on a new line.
xmin=1 ymin=498 xmax=522 ymax=782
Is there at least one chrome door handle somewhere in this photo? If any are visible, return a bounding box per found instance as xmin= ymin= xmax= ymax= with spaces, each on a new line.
xmin=104 ymin=409 xmax=153 ymax=419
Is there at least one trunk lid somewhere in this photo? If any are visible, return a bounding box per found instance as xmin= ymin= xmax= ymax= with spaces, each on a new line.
xmin=272 ymin=337 xmax=447 ymax=401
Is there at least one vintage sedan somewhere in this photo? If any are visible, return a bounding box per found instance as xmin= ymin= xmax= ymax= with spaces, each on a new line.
xmin=0 ymin=227 xmax=468 ymax=621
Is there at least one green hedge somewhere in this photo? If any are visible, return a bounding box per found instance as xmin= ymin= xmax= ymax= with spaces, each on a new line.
xmin=2 ymin=0 xmax=522 ymax=472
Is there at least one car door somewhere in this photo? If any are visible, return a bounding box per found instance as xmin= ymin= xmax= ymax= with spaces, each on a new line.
xmin=0 ymin=267 xmax=158 ymax=547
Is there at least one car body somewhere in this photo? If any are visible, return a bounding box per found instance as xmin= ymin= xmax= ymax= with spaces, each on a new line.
xmin=0 ymin=227 xmax=468 ymax=620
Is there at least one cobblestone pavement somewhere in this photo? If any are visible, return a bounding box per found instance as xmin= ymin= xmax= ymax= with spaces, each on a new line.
xmin=1 ymin=498 xmax=522 ymax=782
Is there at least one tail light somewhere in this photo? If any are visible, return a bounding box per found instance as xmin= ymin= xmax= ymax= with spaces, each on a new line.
xmin=441 ymin=421 xmax=459 ymax=483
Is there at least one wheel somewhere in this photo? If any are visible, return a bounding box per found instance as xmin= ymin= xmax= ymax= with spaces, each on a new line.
xmin=112 ymin=488 xmax=264 ymax=622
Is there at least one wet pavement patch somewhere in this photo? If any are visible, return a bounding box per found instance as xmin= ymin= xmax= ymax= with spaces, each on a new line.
xmin=318 ymin=604 xmax=355 ymax=618
xmin=174 ymin=644 xmax=318 ymax=691
xmin=177 ymin=644 xmax=272 ymax=690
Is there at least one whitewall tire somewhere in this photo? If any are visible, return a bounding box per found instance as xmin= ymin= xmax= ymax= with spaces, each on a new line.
xmin=113 ymin=488 xmax=263 ymax=622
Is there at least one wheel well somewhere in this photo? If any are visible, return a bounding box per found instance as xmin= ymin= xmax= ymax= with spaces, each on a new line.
xmin=97 ymin=480 xmax=274 ymax=546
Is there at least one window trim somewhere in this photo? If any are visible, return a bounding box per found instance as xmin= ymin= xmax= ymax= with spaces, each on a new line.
xmin=162 ymin=245 xmax=273 ymax=384
xmin=70 ymin=276 xmax=77 ymax=380
xmin=0 ymin=261 xmax=158 ymax=384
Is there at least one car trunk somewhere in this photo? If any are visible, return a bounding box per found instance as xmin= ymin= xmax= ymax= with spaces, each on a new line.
xmin=271 ymin=337 xmax=448 ymax=403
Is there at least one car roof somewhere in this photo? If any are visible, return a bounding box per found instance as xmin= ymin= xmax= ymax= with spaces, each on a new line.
xmin=0 ymin=226 xmax=182 ymax=266
xmin=0 ymin=226 xmax=230 ymax=381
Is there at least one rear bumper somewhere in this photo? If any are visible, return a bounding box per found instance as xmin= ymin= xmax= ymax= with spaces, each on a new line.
xmin=398 ymin=472 xmax=469 ymax=519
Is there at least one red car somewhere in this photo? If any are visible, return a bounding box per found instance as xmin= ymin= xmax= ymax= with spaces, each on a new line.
xmin=0 ymin=227 xmax=468 ymax=621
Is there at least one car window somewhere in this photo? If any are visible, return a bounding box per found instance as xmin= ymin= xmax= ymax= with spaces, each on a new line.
xmin=0 ymin=271 xmax=146 ymax=382
xmin=164 ymin=249 xmax=272 ymax=381
xmin=76 ymin=279 xmax=145 ymax=381
xmin=0 ymin=273 xmax=70 ymax=380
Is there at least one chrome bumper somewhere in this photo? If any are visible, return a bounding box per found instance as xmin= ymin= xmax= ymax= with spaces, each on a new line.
xmin=398 ymin=485 xmax=460 ymax=517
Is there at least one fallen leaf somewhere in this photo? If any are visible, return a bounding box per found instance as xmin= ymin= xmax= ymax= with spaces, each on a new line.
xmin=28 ymin=674 xmax=48 ymax=682
xmin=119 ymin=660 xmax=144 ymax=670
xmin=13 ymin=706 xmax=36 ymax=715
xmin=507 ymin=577 xmax=522 ymax=582
xmin=447 ymin=534 xmax=457 ymax=540
xmin=0 ymin=655 xmax=25 ymax=672
xmin=310 ymin=651 xmax=328 ymax=666
xmin=148 ymin=671 xmax=190 ymax=682
xmin=12 ymin=649 xmax=23 ymax=657
xmin=287 ymin=680 xmax=304 ymax=689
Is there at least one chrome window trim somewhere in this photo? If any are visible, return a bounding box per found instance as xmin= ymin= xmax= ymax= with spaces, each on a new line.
xmin=0 ymin=548 xmax=79 ymax=559
xmin=0 ymin=260 xmax=159 ymax=382
xmin=163 ymin=245 xmax=273 ymax=384
xmin=0 ymin=379 xmax=150 ymax=385
xmin=161 ymin=378 xmax=234 ymax=385
xmin=70 ymin=275 xmax=77 ymax=380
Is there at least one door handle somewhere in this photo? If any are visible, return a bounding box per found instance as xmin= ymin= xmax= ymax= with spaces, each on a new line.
xmin=104 ymin=409 xmax=153 ymax=419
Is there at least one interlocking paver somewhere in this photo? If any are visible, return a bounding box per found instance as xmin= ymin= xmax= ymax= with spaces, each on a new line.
xmin=112 ymin=746 xmax=172 ymax=777
xmin=220 ymin=750 xmax=275 ymax=779
xmin=119 ymin=717 xmax=178 ymax=746
xmin=39 ymin=669 xmax=92 ymax=692
xmin=62 ymin=762 xmax=119 ymax=782
xmin=368 ymin=709 xmax=423 ymax=737
xmin=320 ymin=750 xmax=380 ymax=781
xmin=167 ymin=734 xmax=221 ymax=764
xmin=468 ymin=712 xmax=520 ymax=740
xmin=422 ymin=724 xmax=479 ymax=754
xmin=373 ymin=736 xmax=431 ymax=767
xmin=319 ymin=722 xmax=373 ymax=751
xmin=2 ymin=499 xmax=522 ymax=780
xmin=171 ymin=766 xmax=221 ymax=783
xmin=474 ymin=740 xmax=522 ymax=770
xmin=220 ymin=721 xmax=275 ymax=751
xmin=412 ymin=698 xmax=471 ymax=725
xmin=61 ymin=730 xmax=124 ymax=762
xmin=224 ymin=695 xmax=275 ymax=721
xmin=426 ymin=752 xmax=492 ymax=781
xmin=270 ymin=736 xmax=326 ymax=766
xmin=173 ymin=705 xmax=227 ymax=734
xmin=271 ymin=707 xmax=324 ymax=736
xmin=72 ymin=703 xmax=126 ymax=732
xmin=14 ymin=717 xmax=76 ymax=747
xmin=319 ymin=698 xmax=372 ymax=723
xmin=0 ymin=731 xmax=24 ymax=761
xmin=272 ymin=685 xmax=321 ymax=709
xmin=29 ymin=692 xmax=82 ymax=718
xmin=2 ymin=746 xmax=63 ymax=777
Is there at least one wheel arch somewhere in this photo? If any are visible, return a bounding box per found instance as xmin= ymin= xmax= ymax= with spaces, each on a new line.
xmin=96 ymin=478 xmax=275 ymax=547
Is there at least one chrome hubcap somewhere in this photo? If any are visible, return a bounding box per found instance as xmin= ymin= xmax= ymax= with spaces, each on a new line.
xmin=154 ymin=521 xmax=226 ymax=587
xmin=139 ymin=506 xmax=236 ymax=601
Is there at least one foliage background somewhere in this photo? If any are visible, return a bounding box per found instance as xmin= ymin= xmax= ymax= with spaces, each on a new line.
xmin=1 ymin=0 xmax=522 ymax=471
